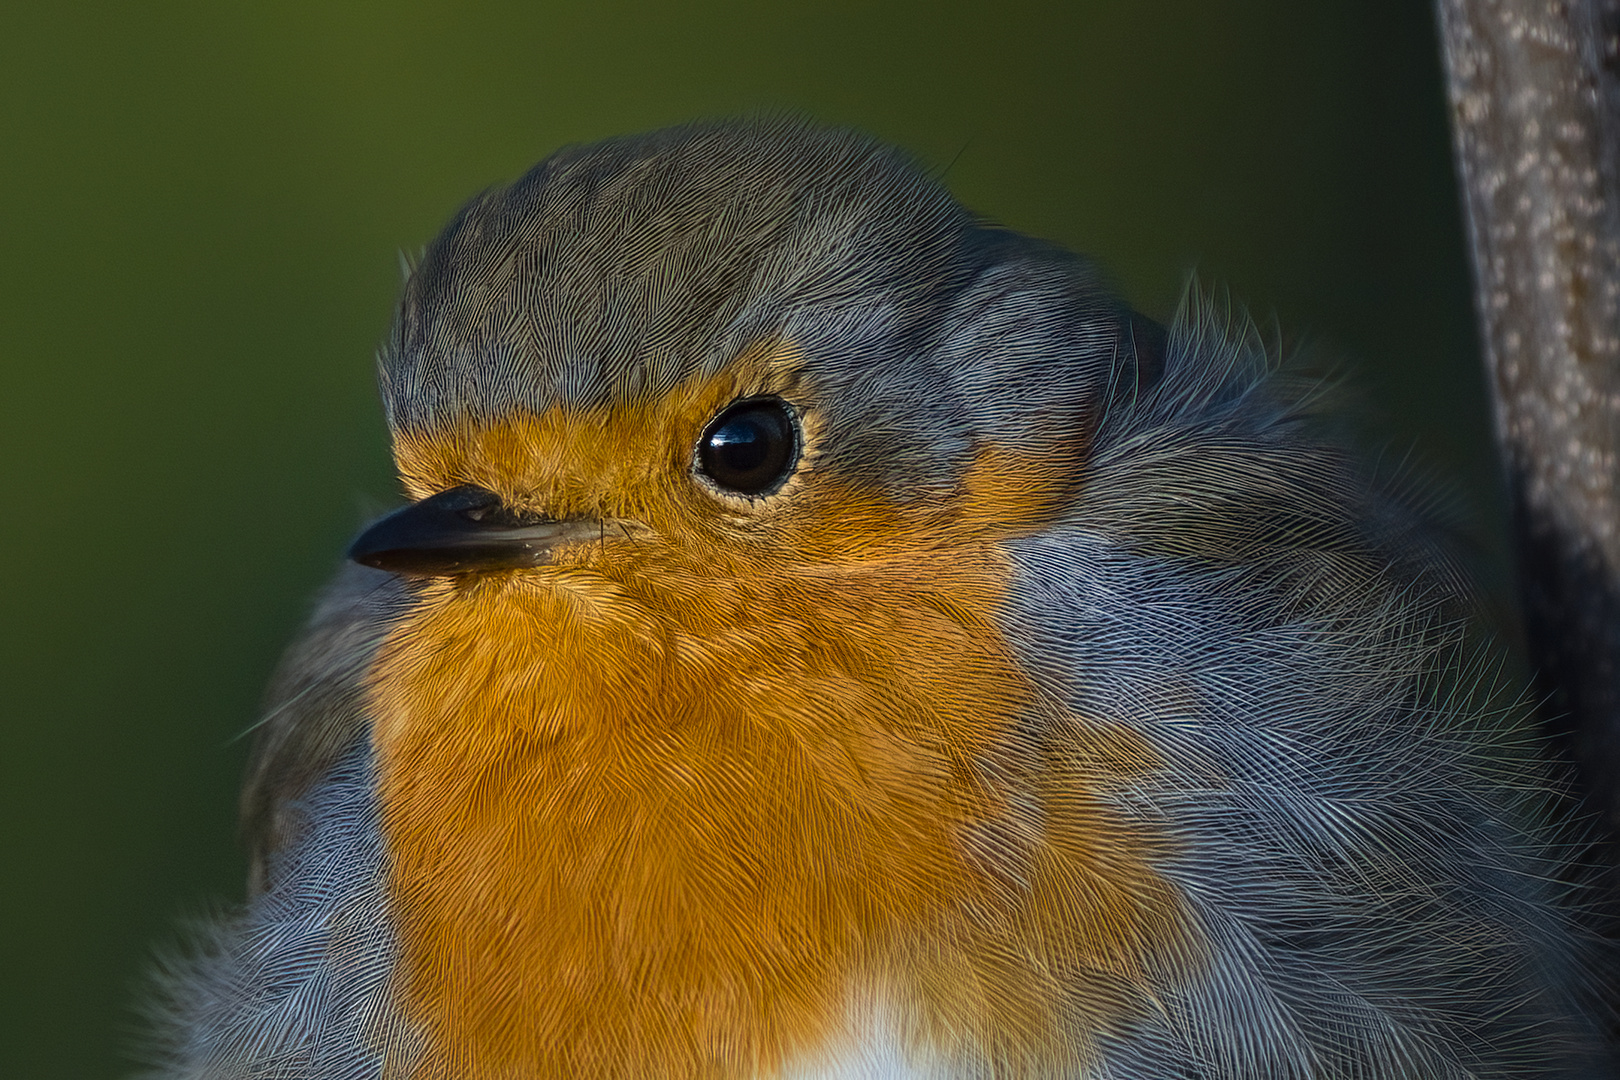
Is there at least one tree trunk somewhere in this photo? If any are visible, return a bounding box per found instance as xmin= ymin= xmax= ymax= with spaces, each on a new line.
xmin=1434 ymin=0 xmax=1620 ymax=827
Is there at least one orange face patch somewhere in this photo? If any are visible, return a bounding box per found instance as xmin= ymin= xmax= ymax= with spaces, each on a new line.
xmin=367 ymin=348 xmax=1197 ymax=1079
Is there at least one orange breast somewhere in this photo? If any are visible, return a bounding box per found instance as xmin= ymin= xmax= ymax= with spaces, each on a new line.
xmin=366 ymin=392 xmax=1198 ymax=1079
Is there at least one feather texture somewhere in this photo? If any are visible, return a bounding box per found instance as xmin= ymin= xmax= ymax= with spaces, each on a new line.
xmin=142 ymin=118 xmax=1613 ymax=1079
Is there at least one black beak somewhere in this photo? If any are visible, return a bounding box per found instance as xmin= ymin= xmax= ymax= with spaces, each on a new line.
xmin=348 ymin=484 xmax=600 ymax=577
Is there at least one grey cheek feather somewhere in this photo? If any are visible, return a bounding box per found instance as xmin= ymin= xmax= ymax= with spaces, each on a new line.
xmin=931 ymin=252 xmax=1121 ymax=444
xmin=773 ymin=243 xmax=1137 ymax=497
xmin=137 ymin=741 xmax=418 ymax=1080
xmin=996 ymin=308 xmax=1611 ymax=1078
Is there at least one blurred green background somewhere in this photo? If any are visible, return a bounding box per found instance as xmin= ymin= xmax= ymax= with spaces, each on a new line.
xmin=0 ymin=1 xmax=1492 ymax=1076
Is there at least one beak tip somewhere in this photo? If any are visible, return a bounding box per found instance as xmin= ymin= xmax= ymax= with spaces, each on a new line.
xmin=345 ymin=545 xmax=387 ymax=571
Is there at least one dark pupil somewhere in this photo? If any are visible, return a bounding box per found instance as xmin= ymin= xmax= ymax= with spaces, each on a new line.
xmin=712 ymin=420 xmax=769 ymax=471
xmin=699 ymin=400 xmax=795 ymax=494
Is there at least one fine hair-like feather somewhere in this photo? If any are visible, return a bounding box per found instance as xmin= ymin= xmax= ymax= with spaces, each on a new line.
xmin=140 ymin=117 xmax=1614 ymax=1080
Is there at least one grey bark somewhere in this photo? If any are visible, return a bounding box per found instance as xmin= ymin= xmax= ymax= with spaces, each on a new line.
xmin=1434 ymin=0 xmax=1620 ymax=827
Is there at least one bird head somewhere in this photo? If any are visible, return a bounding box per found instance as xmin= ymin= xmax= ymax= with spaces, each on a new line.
xmin=355 ymin=118 xmax=1159 ymax=580
xmin=346 ymin=117 xmax=1190 ymax=1078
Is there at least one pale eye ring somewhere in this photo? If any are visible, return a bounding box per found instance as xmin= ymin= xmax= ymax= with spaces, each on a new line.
xmin=694 ymin=396 xmax=800 ymax=496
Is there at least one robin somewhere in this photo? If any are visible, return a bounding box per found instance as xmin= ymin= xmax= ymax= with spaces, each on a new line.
xmin=145 ymin=117 xmax=1613 ymax=1078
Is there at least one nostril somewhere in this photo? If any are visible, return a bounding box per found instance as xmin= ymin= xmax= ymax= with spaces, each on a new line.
xmin=458 ymin=498 xmax=553 ymax=529
xmin=414 ymin=485 xmax=551 ymax=527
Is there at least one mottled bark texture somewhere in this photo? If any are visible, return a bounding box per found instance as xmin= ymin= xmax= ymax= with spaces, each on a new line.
xmin=1436 ymin=0 xmax=1620 ymax=827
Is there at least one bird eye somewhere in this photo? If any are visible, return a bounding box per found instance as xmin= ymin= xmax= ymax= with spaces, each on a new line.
xmin=695 ymin=396 xmax=800 ymax=496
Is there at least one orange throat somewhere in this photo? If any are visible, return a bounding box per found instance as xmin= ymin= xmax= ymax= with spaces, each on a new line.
xmin=367 ymin=542 xmax=1194 ymax=1079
